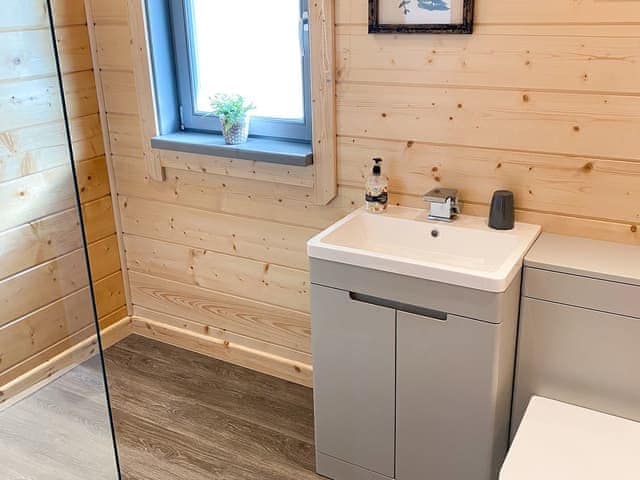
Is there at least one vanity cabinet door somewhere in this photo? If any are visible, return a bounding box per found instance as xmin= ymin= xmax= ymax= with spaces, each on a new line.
xmin=396 ymin=311 xmax=506 ymax=480
xmin=311 ymin=285 xmax=396 ymax=478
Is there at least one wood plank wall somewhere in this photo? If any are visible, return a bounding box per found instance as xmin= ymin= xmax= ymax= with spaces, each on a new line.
xmin=0 ymin=0 xmax=126 ymax=392
xmin=89 ymin=0 xmax=639 ymax=386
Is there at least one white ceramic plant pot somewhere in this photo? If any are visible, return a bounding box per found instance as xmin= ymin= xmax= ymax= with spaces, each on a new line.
xmin=222 ymin=116 xmax=250 ymax=145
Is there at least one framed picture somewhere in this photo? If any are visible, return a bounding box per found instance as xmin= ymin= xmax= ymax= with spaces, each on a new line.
xmin=369 ymin=0 xmax=474 ymax=34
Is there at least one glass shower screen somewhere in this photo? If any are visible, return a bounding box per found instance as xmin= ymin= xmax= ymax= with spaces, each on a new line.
xmin=0 ymin=1 xmax=120 ymax=478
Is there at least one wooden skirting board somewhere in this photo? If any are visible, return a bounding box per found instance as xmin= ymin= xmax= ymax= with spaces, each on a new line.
xmin=0 ymin=313 xmax=313 ymax=409
xmin=131 ymin=315 xmax=313 ymax=388
xmin=0 ymin=317 xmax=133 ymax=408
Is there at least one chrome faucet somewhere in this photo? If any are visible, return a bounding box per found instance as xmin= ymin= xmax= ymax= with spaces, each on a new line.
xmin=423 ymin=188 xmax=460 ymax=222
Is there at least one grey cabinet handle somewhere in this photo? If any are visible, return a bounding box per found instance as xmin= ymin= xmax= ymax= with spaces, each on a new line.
xmin=348 ymin=291 xmax=447 ymax=321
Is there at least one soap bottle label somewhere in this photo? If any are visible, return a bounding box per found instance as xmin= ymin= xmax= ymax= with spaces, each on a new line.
xmin=365 ymin=192 xmax=388 ymax=204
xmin=365 ymin=185 xmax=388 ymax=213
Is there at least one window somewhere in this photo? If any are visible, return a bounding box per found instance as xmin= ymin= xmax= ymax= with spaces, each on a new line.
xmin=170 ymin=0 xmax=312 ymax=142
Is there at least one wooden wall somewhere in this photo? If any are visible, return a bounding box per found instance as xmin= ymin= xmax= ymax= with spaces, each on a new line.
xmin=89 ymin=0 xmax=639 ymax=386
xmin=0 ymin=0 xmax=127 ymax=396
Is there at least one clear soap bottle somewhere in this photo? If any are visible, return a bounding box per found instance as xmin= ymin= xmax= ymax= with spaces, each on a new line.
xmin=365 ymin=158 xmax=388 ymax=213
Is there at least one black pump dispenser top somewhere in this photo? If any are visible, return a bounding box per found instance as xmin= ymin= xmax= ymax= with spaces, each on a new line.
xmin=372 ymin=158 xmax=382 ymax=176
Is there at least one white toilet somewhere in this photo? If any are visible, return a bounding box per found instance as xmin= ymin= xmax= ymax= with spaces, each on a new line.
xmin=503 ymin=234 xmax=640 ymax=479
xmin=501 ymin=396 xmax=640 ymax=479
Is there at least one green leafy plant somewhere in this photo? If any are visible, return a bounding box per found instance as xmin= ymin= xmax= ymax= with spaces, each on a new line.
xmin=209 ymin=93 xmax=255 ymax=132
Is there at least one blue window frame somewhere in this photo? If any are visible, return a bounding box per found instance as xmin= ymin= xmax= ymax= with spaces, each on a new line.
xmin=169 ymin=0 xmax=312 ymax=143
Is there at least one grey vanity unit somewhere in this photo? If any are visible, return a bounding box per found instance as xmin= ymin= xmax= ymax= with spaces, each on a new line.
xmin=512 ymin=233 xmax=640 ymax=433
xmin=310 ymin=259 xmax=522 ymax=480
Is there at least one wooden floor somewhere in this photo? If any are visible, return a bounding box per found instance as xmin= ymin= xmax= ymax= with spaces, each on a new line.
xmin=105 ymin=335 xmax=323 ymax=480
xmin=0 ymin=357 xmax=119 ymax=480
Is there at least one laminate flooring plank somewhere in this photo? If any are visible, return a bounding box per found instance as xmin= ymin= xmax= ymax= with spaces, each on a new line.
xmin=113 ymin=409 xmax=266 ymax=480
xmin=107 ymin=377 xmax=316 ymax=478
xmin=0 ymin=334 xmax=323 ymax=480
xmin=105 ymin=334 xmax=323 ymax=480
xmin=0 ymin=356 xmax=119 ymax=480
xmin=108 ymin=335 xmax=315 ymax=442
xmin=113 ymin=334 xmax=313 ymax=410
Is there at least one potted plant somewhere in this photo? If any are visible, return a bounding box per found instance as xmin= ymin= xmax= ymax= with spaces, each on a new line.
xmin=209 ymin=93 xmax=255 ymax=145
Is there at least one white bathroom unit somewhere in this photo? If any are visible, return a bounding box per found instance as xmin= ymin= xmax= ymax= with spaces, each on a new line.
xmin=307 ymin=206 xmax=541 ymax=480
xmin=503 ymin=233 xmax=640 ymax=479
xmin=512 ymin=233 xmax=640 ymax=432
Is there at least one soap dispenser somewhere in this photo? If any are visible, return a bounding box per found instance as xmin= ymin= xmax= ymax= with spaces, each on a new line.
xmin=365 ymin=157 xmax=388 ymax=213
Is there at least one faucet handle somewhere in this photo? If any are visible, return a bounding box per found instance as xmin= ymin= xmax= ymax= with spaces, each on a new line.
xmin=423 ymin=188 xmax=459 ymax=204
xmin=424 ymin=188 xmax=461 ymax=221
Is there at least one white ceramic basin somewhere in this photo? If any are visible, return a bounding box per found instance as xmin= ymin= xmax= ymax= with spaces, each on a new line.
xmin=307 ymin=206 xmax=541 ymax=292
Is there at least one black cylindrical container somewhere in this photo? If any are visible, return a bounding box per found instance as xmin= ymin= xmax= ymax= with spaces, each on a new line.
xmin=489 ymin=190 xmax=515 ymax=230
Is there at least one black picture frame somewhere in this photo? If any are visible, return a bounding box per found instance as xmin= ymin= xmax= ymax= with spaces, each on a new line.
xmin=369 ymin=0 xmax=474 ymax=34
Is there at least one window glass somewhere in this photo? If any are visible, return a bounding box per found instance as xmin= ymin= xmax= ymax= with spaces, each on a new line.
xmin=189 ymin=0 xmax=305 ymax=121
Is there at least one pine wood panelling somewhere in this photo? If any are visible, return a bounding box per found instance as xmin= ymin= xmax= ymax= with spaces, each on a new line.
xmin=338 ymin=185 xmax=640 ymax=246
xmin=120 ymin=196 xmax=316 ymax=270
xmin=475 ymin=1 xmax=640 ymax=24
xmin=335 ymin=0 xmax=640 ymax=25
xmin=101 ymin=316 xmax=133 ymax=346
xmin=0 ymin=208 xmax=82 ymax=280
xmin=55 ymin=25 xmax=93 ymax=73
xmin=309 ymin=0 xmax=337 ymax=204
xmin=471 ymin=25 xmax=640 ymax=37
xmin=76 ymin=155 xmax=111 ymax=203
xmin=0 ymin=325 xmax=95 ymax=397
xmin=83 ymin=0 xmax=132 ymax=317
xmin=0 ymin=249 xmax=89 ymax=326
xmin=82 ymin=194 xmax=117 ymax=243
xmin=125 ymin=0 xmax=164 ymax=181
xmin=106 ymin=113 xmax=143 ymax=157
xmin=0 ymin=166 xmax=76 ymax=233
xmin=0 ymin=316 xmax=131 ymax=404
xmin=336 ymin=27 xmax=640 ymax=94
xmin=93 ymin=270 xmax=125 ymax=318
xmin=113 ymin=155 xmax=348 ymax=229
xmin=0 ymin=145 xmax=68 ymax=184
xmin=0 ymin=77 xmax=63 ymax=132
xmin=159 ymin=149 xmax=315 ymax=188
xmin=0 ymin=0 xmax=49 ymax=30
xmin=129 ymin=271 xmax=311 ymax=353
xmin=100 ymin=305 xmax=128 ymax=329
xmin=506 ymin=207 xmax=640 ymax=245
xmin=124 ymin=235 xmax=310 ymax=312
xmin=87 ymin=234 xmax=122 ymax=281
xmin=338 ymin=138 xmax=640 ymax=224
xmin=0 ymin=317 xmax=131 ymax=403
xmin=94 ymin=25 xmax=133 ymax=70
xmin=51 ymin=0 xmax=87 ymax=26
xmin=133 ymin=306 xmax=312 ymax=366
xmin=0 ymin=29 xmax=56 ymax=81
xmin=83 ymin=0 xmax=133 ymax=315
xmin=62 ymin=70 xmax=99 ymax=118
xmin=0 ymin=124 xmax=65 ymax=159
xmin=69 ymin=113 xmax=105 ymax=160
xmin=0 ymin=122 xmax=68 ymax=182
xmin=0 ymin=288 xmax=93 ymax=373
xmin=101 ymin=70 xmax=137 ymax=114
xmin=89 ymin=0 xmax=128 ymax=24
xmin=337 ymin=83 xmax=640 ymax=161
